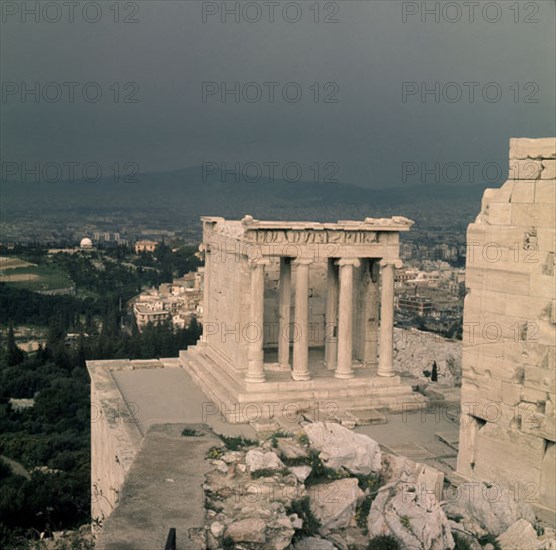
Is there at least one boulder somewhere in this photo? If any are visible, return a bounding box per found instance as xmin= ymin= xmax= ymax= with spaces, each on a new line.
xmin=382 ymin=454 xmax=444 ymax=501
xmin=246 ymin=450 xmax=285 ymax=473
xmin=444 ymin=482 xmax=536 ymax=537
xmin=303 ymin=422 xmax=381 ymax=474
xmin=221 ymin=451 xmax=244 ymax=464
xmin=209 ymin=521 xmax=225 ymax=538
xmin=293 ymin=536 xmax=337 ymax=549
xmin=277 ymin=438 xmax=309 ymax=460
xmin=226 ymin=518 xmax=266 ymax=543
xmin=290 ymin=466 xmax=312 ymax=483
xmin=309 ymin=478 xmax=364 ymax=532
xmin=268 ymin=518 xmax=295 ymax=550
xmin=367 ymin=482 xmax=455 ymax=550
xmin=497 ymin=519 xmax=550 ymax=550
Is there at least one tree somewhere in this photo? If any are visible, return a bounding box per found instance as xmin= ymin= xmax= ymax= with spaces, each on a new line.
xmin=6 ymin=325 xmax=24 ymax=367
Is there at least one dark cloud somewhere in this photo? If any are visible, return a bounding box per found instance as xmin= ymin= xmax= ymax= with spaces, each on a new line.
xmin=1 ymin=0 xmax=555 ymax=187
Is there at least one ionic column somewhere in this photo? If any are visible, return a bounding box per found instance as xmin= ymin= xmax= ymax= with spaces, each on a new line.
xmin=324 ymin=258 xmax=339 ymax=371
xmin=292 ymin=258 xmax=312 ymax=381
xmin=361 ymin=260 xmax=379 ymax=368
xmin=200 ymin=243 xmax=211 ymax=346
xmin=377 ymin=259 xmax=402 ymax=377
xmin=245 ymin=258 xmax=269 ymax=384
xmin=335 ymin=258 xmax=360 ymax=379
xmin=278 ymin=257 xmax=292 ymax=369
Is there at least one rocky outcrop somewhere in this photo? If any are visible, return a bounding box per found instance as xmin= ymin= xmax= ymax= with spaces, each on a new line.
xmin=497 ymin=519 xmax=556 ymax=550
xmin=226 ymin=518 xmax=267 ymax=543
xmin=367 ymin=482 xmax=455 ymax=550
xmin=303 ymin=422 xmax=382 ymax=474
xmin=245 ymin=450 xmax=285 ymax=473
xmin=445 ymin=482 xmax=536 ymax=537
xmin=199 ymin=423 xmax=545 ymax=550
xmin=309 ymin=478 xmax=364 ymax=532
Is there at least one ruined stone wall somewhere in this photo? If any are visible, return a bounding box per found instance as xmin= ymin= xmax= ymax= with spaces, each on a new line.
xmin=89 ymin=361 xmax=143 ymax=526
xmin=457 ymin=138 xmax=556 ymax=523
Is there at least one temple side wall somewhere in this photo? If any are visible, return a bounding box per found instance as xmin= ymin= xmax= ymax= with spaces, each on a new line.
xmin=457 ymin=138 xmax=556 ymax=522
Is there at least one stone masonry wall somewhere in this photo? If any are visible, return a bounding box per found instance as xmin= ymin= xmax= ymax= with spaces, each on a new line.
xmin=457 ymin=138 xmax=556 ymax=522
xmin=88 ymin=361 xmax=143 ymax=527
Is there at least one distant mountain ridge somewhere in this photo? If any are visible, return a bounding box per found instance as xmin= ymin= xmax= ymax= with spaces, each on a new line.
xmin=1 ymin=165 xmax=491 ymax=215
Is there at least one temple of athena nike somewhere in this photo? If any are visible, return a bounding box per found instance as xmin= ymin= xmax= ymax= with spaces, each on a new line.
xmin=180 ymin=215 xmax=425 ymax=423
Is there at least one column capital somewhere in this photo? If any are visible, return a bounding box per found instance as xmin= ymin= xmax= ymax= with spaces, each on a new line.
xmin=247 ymin=257 xmax=272 ymax=269
xmin=335 ymin=258 xmax=361 ymax=268
xmin=379 ymin=258 xmax=403 ymax=269
xmin=292 ymin=258 xmax=313 ymax=267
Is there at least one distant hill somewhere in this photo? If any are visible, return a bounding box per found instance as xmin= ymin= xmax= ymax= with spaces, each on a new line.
xmin=0 ymin=165 xmax=490 ymax=233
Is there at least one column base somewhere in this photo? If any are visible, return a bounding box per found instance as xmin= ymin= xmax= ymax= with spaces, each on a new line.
xmin=377 ymin=368 xmax=396 ymax=377
xmin=334 ymin=371 xmax=355 ymax=379
xmin=324 ymin=361 xmax=337 ymax=371
xmin=291 ymin=372 xmax=311 ymax=381
xmin=245 ymin=373 xmax=266 ymax=383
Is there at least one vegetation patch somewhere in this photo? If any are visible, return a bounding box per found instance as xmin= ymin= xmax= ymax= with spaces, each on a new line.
xmin=181 ymin=428 xmax=200 ymax=437
xmin=286 ymin=496 xmax=321 ymax=541
xmin=219 ymin=435 xmax=257 ymax=450
xmin=206 ymin=446 xmax=224 ymax=460
xmin=221 ymin=536 xmax=235 ymax=550
xmin=251 ymin=468 xmax=290 ymax=479
xmin=269 ymin=430 xmax=290 ymax=448
xmin=367 ymin=535 xmax=401 ymax=550
xmin=453 ymin=532 xmax=473 ymax=550
xmin=353 ymin=472 xmax=383 ymax=534
xmin=304 ymin=450 xmax=347 ymax=486
xmin=478 ymin=534 xmax=501 ymax=550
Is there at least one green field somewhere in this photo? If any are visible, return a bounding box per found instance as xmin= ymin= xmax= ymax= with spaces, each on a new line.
xmin=0 ymin=264 xmax=74 ymax=292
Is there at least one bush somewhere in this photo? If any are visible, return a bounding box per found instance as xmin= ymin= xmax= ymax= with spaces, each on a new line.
xmin=181 ymin=428 xmax=200 ymax=437
xmin=478 ymin=534 xmax=501 ymax=550
xmin=221 ymin=536 xmax=235 ymax=550
xmin=304 ymin=450 xmax=346 ymax=486
xmin=367 ymin=535 xmax=400 ymax=550
xmin=270 ymin=430 xmax=290 ymax=448
xmin=453 ymin=532 xmax=472 ymax=550
xmin=219 ymin=435 xmax=257 ymax=451
xmin=286 ymin=497 xmax=321 ymax=541
xmin=251 ymin=468 xmax=290 ymax=479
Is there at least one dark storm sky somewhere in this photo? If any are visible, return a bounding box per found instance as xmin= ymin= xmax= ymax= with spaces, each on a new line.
xmin=1 ymin=0 xmax=555 ymax=187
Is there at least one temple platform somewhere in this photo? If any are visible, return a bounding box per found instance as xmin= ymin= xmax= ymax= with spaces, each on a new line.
xmin=180 ymin=344 xmax=426 ymax=425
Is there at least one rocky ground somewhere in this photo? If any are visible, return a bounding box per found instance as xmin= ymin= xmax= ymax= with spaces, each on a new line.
xmin=394 ymin=328 xmax=461 ymax=387
xmin=193 ymin=421 xmax=555 ymax=550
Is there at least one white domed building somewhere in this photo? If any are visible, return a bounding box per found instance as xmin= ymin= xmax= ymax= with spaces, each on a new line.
xmin=80 ymin=237 xmax=94 ymax=249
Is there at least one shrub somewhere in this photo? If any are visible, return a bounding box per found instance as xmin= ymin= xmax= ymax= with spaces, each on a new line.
xmin=222 ymin=536 xmax=235 ymax=550
xmin=304 ymin=450 xmax=346 ymax=486
xmin=286 ymin=497 xmax=321 ymax=541
xmin=219 ymin=435 xmax=257 ymax=450
xmin=181 ymin=428 xmax=199 ymax=437
xmin=453 ymin=532 xmax=472 ymax=550
xmin=353 ymin=472 xmax=383 ymax=534
xmin=205 ymin=446 xmax=223 ymax=460
xmin=478 ymin=534 xmax=501 ymax=550
xmin=251 ymin=468 xmax=290 ymax=479
xmin=270 ymin=430 xmax=290 ymax=448
xmin=367 ymin=535 xmax=400 ymax=550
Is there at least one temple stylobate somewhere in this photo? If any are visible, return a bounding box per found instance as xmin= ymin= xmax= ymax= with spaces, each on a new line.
xmin=180 ymin=215 xmax=426 ymax=423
